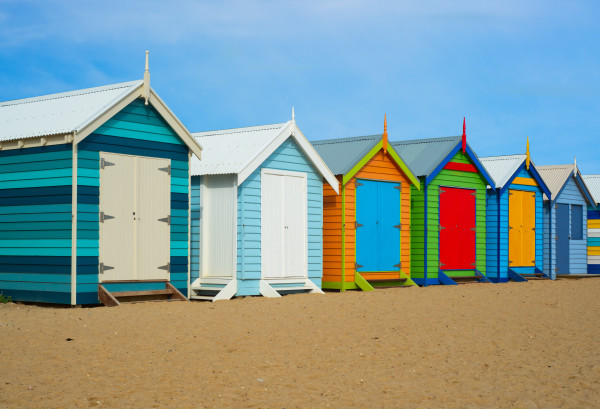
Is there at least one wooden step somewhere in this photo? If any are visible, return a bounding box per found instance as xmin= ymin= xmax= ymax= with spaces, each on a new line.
xmin=190 ymin=295 xmax=216 ymax=301
xmin=98 ymin=283 xmax=187 ymax=307
xmin=274 ymin=286 xmax=313 ymax=292
xmin=448 ymin=275 xmax=483 ymax=280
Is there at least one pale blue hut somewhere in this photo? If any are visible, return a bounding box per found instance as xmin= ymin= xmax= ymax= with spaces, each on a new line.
xmin=538 ymin=164 xmax=595 ymax=278
xmin=189 ymin=115 xmax=338 ymax=300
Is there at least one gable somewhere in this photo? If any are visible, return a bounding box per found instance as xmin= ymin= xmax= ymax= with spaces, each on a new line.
xmin=556 ymin=175 xmax=589 ymax=205
xmin=355 ymin=148 xmax=411 ymax=184
xmin=510 ymin=167 xmax=540 ymax=188
xmin=93 ymin=99 xmax=185 ymax=146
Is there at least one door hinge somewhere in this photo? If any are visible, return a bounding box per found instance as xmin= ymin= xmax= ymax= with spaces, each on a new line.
xmin=394 ymin=224 xmax=401 ymax=229
xmin=158 ymin=215 xmax=171 ymax=225
xmin=471 ymin=227 xmax=476 ymax=231
xmin=355 ymin=262 xmax=363 ymax=270
xmin=355 ymin=181 xmax=363 ymax=187
xmin=100 ymin=158 xmax=115 ymax=169
xmin=99 ymin=212 xmax=115 ymax=223
xmin=393 ymin=263 xmax=401 ymax=268
xmin=355 ymin=221 xmax=363 ymax=229
xmin=394 ymin=184 xmax=402 ymax=190
xmin=159 ymin=164 xmax=171 ymax=175
xmin=99 ymin=263 xmax=114 ymax=274
xmin=439 ymin=225 xmax=445 ymax=230
xmin=158 ymin=263 xmax=170 ymax=273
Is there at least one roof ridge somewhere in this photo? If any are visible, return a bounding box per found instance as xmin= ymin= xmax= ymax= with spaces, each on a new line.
xmin=193 ymin=122 xmax=287 ymax=136
xmin=0 ymin=80 xmax=142 ymax=107
xmin=390 ymin=135 xmax=461 ymax=145
xmin=311 ymin=134 xmax=380 ymax=145
xmin=480 ymin=153 xmax=526 ymax=160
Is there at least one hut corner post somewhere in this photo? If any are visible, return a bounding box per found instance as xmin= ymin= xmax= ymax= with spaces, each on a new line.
xmin=423 ymin=180 xmax=428 ymax=286
xmin=340 ymin=183 xmax=346 ymax=291
xmin=71 ymin=134 xmax=78 ymax=305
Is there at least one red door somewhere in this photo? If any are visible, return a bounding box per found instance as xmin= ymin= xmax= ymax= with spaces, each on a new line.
xmin=439 ymin=187 xmax=476 ymax=270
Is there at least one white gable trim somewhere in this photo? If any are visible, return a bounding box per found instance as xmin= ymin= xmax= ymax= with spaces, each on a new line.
xmin=72 ymin=84 xmax=202 ymax=159
xmin=237 ymin=122 xmax=339 ymax=194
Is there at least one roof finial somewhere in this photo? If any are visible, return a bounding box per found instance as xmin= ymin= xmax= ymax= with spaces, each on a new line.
xmin=382 ymin=114 xmax=388 ymax=154
xmin=292 ymin=106 xmax=295 ymax=123
xmin=526 ymin=137 xmax=531 ymax=170
xmin=574 ymin=156 xmax=577 ymax=177
xmin=143 ymin=50 xmax=150 ymax=105
xmin=462 ymin=117 xmax=466 ymax=153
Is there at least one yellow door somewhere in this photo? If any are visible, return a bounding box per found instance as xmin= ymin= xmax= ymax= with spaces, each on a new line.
xmin=509 ymin=190 xmax=536 ymax=267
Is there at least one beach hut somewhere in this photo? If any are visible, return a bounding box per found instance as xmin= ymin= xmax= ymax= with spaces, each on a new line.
xmin=479 ymin=140 xmax=552 ymax=283
xmin=311 ymin=116 xmax=420 ymax=291
xmin=391 ymin=120 xmax=496 ymax=285
xmin=537 ymin=163 xmax=596 ymax=278
xmin=582 ymin=175 xmax=600 ymax=274
xmin=189 ymin=113 xmax=338 ymax=301
xmin=0 ymin=54 xmax=202 ymax=305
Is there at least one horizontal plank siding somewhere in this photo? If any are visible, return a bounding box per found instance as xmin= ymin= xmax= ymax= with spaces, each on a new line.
xmin=588 ymin=207 xmax=600 ymax=273
xmin=0 ymin=144 xmax=74 ymax=303
xmin=237 ymin=137 xmax=323 ymax=296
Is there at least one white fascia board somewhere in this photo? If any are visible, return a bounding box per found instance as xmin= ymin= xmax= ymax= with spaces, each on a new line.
xmin=291 ymin=124 xmax=339 ymax=194
xmin=237 ymin=121 xmax=294 ymax=185
xmin=74 ymin=82 xmax=144 ymax=144
xmin=149 ymin=89 xmax=203 ymax=159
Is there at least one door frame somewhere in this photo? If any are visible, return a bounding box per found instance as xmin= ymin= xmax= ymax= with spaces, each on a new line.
xmin=508 ymin=189 xmax=536 ymax=267
xmin=354 ymin=177 xmax=402 ymax=273
xmin=199 ymin=174 xmax=238 ymax=282
xmin=98 ymin=151 xmax=171 ymax=283
xmin=438 ymin=185 xmax=478 ymax=271
xmin=260 ymin=168 xmax=308 ymax=281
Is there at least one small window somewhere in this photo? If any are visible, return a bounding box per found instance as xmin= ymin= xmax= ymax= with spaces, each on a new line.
xmin=571 ymin=205 xmax=583 ymax=240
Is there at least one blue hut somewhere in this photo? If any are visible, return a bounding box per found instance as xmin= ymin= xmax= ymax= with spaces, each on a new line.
xmin=189 ymin=114 xmax=338 ymax=301
xmin=0 ymin=54 xmax=203 ymax=305
xmin=480 ymin=145 xmax=552 ymax=282
xmin=537 ymin=164 xmax=596 ymax=278
xmin=582 ymin=175 xmax=600 ymax=274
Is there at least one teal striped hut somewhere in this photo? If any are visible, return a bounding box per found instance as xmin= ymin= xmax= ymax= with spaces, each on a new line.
xmin=0 ymin=56 xmax=202 ymax=305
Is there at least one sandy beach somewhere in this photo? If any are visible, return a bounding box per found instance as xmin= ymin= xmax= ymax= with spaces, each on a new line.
xmin=1 ymin=278 xmax=599 ymax=409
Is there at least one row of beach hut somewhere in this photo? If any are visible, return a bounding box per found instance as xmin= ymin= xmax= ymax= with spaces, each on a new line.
xmin=0 ymin=63 xmax=598 ymax=305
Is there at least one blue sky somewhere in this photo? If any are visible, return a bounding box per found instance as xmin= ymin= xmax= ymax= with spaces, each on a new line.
xmin=1 ymin=0 xmax=599 ymax=173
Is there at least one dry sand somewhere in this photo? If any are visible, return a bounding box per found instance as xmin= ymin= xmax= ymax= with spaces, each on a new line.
xmin=1 ymin=278 xmax=599 ymax=409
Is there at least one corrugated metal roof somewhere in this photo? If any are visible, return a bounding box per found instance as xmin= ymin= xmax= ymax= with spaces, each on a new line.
xmin=311 ymin=135 xmax=380 ymax=175
xmin=479 ymin=154 xmax=526 ymax=189
xmin=190 ymin=122 xmax=290 ymax=176
xmin=0 ymin=80 xmax=143 ymax=141
xmin=537 ymin=164 xmax=576 ymax=200
xmin=391 ymin=136 xmax=461 ymax=177
xmin=583 ymin=175 xmax=600 ymax=205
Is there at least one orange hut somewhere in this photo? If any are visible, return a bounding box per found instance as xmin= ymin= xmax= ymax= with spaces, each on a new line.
xmin=311 ymin=117 xmax=420 ymax=291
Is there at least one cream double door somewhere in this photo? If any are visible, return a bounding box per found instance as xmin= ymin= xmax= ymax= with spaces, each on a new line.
xmin=99 ymin=152 xmax=171 ymax=282
xmin=261 ymin=169 xmax=307 ymax=279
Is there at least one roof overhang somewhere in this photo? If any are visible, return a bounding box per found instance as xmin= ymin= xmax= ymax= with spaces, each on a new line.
xmin=551 ymin=169 xmax=597 ymax=209
xmin=425 ymin=141 xmax=495 ymax=187
xmin=497 ymin=159 xmax=552 ymax=199
xmin=341 ymin=140 xmax=420 ymax=189
xmin=237 ymin=122 xmax=339 ymax=194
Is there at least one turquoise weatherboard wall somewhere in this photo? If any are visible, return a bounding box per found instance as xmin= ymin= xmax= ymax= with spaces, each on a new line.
xmin=543 ymin=176 xmax=589 ymax=278
xmin=0 ymin=145 xmax=75 ymax=303
xmin=237 ymin=137 xmax=323 ymax=295
xmin=0 ymin=98 xmax=191 ymax=304
xmin=485 ymin=166 xmax=545 ymax=282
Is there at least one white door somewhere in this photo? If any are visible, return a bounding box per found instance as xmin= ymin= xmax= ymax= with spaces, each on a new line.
xmin=99 ymin=152 xmax=171 ymax=282
xmin=99 ymin=153 xmax=136 ymax=282
xmin=137 ymin=156 xmax=171 ymax=280
xmin=261 ymin=169 xmax=307 ymax=279
xmin=201 ymin=175 xmax=236 ymax=279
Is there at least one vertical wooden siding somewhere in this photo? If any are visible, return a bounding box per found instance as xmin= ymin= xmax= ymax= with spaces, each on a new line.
xmin=236 ymin=137 xmax=323 ymax=296
xmin=0 ymin=145 xmax=75 ymax=303
xmin=543 ymin=176 xmax=589 ymax=278
xmin=411 ymin=150 xmax=487 ymax=284
xmin=77 ymin=98 xmax=190 ymax=302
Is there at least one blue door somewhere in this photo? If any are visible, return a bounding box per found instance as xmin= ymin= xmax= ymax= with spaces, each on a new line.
xmin=556 ymin=203 xmax=570 ymax=275
xmin=355 ymin=179 xmax=401 ymax=272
